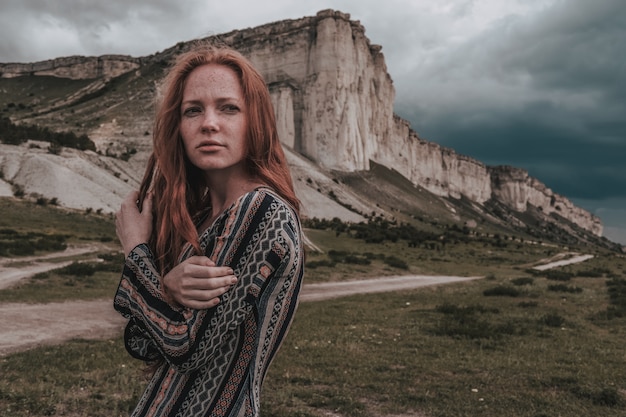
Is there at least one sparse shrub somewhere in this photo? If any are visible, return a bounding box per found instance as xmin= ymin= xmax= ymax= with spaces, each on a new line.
xmin=436 ymin=303 xmax=499 ymax=315
xmin=32 ymin=272 xmax=50 ymax=280
xmin=483 ymin=286 xmax=520 ymax=297
xmin=540 ymin=313 xmax=565 ymax=327
xmin=306 ymin=259 xmax=336 ymax=269
xmin=57 ymin=262 xmax=97 ymax=277
xmin=0 ymin=229 xmax=67 ymax=256
xmin=12 ymin=184 xmax=25 ymax=198
xmin=547 ymin=284 xmax=583 ymax=293
xmin=571 ymin=386 xmax=623 ymax=407
xmin=576 ymin=267 xmax=610 ymax=278
xmin=431 ymin=303 xmax=520 ymax=340
xmin=599 ymin=277 xmax=626 ymax=319
xmin=511 ymin=277 xmax=534 ymax=286
xmin=47 ymin=142 xmax=62 ymax=155
xmin=343 ymin=254 xmax=371 ymax=265
xmin=544 ymin=270 xmax=574 ymax=281
xmin=518 ymin=301 xmax=538 ymax=308
xmin=36 ymin=197 xmax=48 ymax=206
xmin=384 ymin=255 xmax=408 ymax=270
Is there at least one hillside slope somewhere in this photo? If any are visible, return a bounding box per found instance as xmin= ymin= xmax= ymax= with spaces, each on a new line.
xmin=0 ymin=10 xmax=619 ymax=251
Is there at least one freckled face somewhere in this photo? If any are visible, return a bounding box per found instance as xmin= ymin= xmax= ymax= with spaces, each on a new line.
xmin=180 ymin=64 xmax=248 ymax=178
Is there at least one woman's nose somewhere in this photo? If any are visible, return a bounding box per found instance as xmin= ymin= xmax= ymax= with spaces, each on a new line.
xmin=201 ymin=110 xmax=219 ymax=132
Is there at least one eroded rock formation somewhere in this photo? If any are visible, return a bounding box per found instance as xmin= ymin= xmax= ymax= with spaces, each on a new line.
xmin=215 ymin=9 xmax=602 ymax=235
xmin=0 ymin=55 xmax=140 ymax=80
xmin=0 ymin=9 xmax=603 ymax=236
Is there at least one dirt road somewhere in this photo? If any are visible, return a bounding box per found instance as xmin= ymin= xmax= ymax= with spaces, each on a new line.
xmin=0 ymin=248 xmax=593 ymax=356
xmin=0 ymin=243 xmax=107 ymax=290
xmin=0 ymin=275 xmax=480 ymax=356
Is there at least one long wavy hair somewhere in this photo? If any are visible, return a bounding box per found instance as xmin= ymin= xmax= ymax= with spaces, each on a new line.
xmin=138 ymin=44 xmax=299 ymax=274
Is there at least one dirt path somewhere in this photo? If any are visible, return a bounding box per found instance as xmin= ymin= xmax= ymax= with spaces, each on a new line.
xmin=0 ymin=243 xmax=109 ymax=290
xmin=532 ymin=254 xmax=594 ymax=271
xmin=0 ymin=249 xmax=593 ymax=356
xmin=0 ymin=300 xmax=126 ymax=356
xmin=299 ymin=275 xmax=480 ymax=302
xmin=0 ymin=275 xmax=480 ymax=356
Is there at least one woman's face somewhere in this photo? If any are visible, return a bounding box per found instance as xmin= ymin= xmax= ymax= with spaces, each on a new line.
xmin=179 ymin=64 xmax=248 ymax=178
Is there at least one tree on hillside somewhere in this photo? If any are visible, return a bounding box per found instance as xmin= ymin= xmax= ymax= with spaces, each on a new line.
xmin=0 ymin=117 xmax=96 ymax=151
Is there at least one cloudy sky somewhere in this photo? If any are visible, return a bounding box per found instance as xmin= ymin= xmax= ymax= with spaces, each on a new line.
xmin=1 ymin=0 xmax=624 ymax=244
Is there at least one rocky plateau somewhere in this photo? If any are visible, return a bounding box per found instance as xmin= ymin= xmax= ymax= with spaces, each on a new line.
xmin=0 ymin=9 xmax=614 ymax=249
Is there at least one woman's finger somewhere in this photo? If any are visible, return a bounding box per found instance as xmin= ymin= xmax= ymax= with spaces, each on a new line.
xmin=183 ymin=287 xmax=231 ymax=302
xmin=180 ymin=274 xmax=237 ymax=291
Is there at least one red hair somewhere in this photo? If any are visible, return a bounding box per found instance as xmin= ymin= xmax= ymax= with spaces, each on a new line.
xmin=139 ymin=44 xmax=299 ymax=274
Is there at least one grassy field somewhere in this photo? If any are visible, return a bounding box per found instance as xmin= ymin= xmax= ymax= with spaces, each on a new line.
xmin=1 ymin=198 xmax=625 ymax=416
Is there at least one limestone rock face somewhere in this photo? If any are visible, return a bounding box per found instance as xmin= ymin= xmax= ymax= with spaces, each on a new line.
xmin=215 ymin=10 xmax=395 ymax=172
xmin=490 ymin=166 xmax=603 ymax=235
xmin=0 ymin=143 xmax=137 ymax=212
xmin=0 ymin=55 xmax=140 ymax=80
xmin=0 ymin=9 xmax=602 ymax=237
xmin=214 ymin=10 xmax=601 ymax=235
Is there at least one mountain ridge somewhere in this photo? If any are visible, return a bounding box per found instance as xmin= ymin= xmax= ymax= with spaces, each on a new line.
xmin=0 ymin=9 xmax=616 ymax=250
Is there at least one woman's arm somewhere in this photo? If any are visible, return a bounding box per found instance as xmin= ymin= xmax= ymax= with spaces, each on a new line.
xmin=113 ymin=189 xmax=303 ymax=373
xmin=113 ymin=191 xmax=233 ymax=363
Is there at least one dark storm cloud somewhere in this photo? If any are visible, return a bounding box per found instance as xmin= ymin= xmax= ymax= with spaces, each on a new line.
xmin=0 ymin=0 xmax=624 ymax=240
xmin=394 ymin=0 xmax=626 ymax=203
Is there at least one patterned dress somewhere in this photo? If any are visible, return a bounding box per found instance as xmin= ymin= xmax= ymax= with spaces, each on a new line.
xmin=114 ymin=187 xmax=304 ymax=417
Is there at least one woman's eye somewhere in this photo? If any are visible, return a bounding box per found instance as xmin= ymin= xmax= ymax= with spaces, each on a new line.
xmin=182 ymin=107 xmax=201 ymax=116
xmin=222 ymin=104 xmax=240 ymax=113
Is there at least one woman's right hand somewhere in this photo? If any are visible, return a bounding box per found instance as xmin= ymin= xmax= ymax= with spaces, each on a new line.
xmin=116 ymin=191 xmax=153 ymax=257
xmin=163 ymin=256 xmax=238 ymax=309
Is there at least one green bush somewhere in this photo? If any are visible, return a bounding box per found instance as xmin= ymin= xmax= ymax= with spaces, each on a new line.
xmin=57 ymin=262 xmax=97 ymax=277
xmin=547 ymin=284 xmax=583 ymax=293
xmin=384 ymin=255 xmax=408 ymax=270
xmin=544 ymin=270 xmax=574 ymax=281
xmin=483 ymin=286 xmax=520 ymax=297
xmin=511 ymin=277 xmax=534 ymax=286
xmin=540 ymin=313 xmax=565 ymax=327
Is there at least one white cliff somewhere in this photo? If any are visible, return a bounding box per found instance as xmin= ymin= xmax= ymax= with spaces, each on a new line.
xmin=214 ymin=9 xmax=601 ymax=235
xmin=0 ymin=10 xmax=603 ymax=237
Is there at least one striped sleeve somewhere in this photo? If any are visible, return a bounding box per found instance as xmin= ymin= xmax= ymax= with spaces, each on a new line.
xmin=113 ymin=189 xmax=302 ymax=374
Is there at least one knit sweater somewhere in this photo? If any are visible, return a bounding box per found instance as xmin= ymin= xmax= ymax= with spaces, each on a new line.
xmin=114 ymin=187 xmax=304 ymax=417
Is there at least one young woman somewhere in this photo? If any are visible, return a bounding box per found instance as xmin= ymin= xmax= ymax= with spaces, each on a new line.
xmin=114 ymin=44 xmax=304 ymax=417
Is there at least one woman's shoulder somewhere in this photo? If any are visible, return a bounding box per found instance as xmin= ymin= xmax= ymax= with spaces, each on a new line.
xmin=233 ymin=187 xmax=300 ymax=230
xmin=242 ymin=187 xmax=297 ymax=214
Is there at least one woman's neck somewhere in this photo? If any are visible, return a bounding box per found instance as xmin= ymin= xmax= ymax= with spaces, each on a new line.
xmin=204 ymin=172 xmax=265 ymax=222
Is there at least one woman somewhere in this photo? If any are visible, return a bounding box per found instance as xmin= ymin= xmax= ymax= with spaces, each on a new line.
xmin=114 ymin=44 xmax=304 ymax=417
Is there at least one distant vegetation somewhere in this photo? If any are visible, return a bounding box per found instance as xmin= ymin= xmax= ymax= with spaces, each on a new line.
xmin=1 ymin=197 xmax=626 ymax=416
xmin=304 ymin=215 xmax=518 ymax=248
xmin=0 ymin=228 xmax=67 ymax=257
xmin=0 ymin=116 xmax=96 ymax=151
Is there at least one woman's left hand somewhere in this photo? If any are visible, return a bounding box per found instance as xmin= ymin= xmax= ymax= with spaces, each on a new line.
xmin=116 ymin=191 xmax=153 ymax=257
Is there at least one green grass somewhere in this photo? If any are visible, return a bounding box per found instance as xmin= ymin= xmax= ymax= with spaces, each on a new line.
xmin=0 ymin=339 xmax=143 ymax=417
xmin=303 ymin=227 xmax=567 ymax=283
xmin=1 ymin=270 xmax=625 ymax=416
xmin=1 ymin=199 xmax=625 ymax=416
xmin=0 ymin=197 xmax=117 ymax=245
xmin=262 ymin=274 xmax=626 ymax=417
